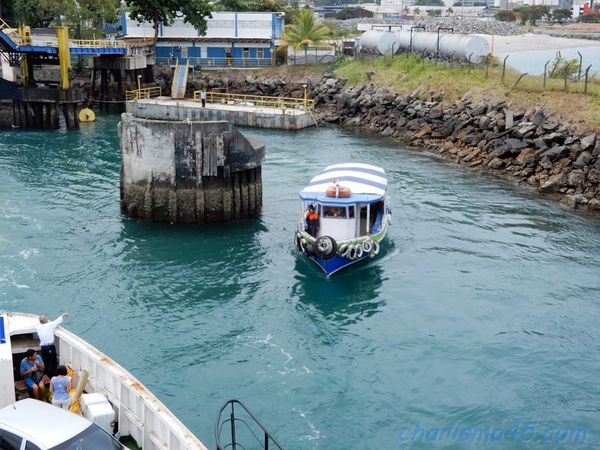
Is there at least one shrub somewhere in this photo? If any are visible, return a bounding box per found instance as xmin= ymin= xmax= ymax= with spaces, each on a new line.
xmin=548 ymin=55 xmax=579 ymax=80
xmin=579 ymin=13 xmax=600 ymax=23
xmin=495 ymin=10 xmax=516 ymax=21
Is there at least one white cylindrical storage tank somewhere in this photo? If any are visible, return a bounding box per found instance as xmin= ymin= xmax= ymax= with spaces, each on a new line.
xmin=438 ymin=34 xmax=489 ymax=63
xmin=394 ymin=31 xmax=412 ymax=51
xmin=409 ymin=32 xmax=439 ymax=54
xmin=359 ymin=30 xmax=401 ymax=56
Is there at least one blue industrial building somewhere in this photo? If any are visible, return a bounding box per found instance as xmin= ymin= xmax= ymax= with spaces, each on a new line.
xmin=121 ymin=12 xmax=285 ymax=67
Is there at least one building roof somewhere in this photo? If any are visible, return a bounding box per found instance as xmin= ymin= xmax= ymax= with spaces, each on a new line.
xmin=123 ymin=36 xmax=273 ymax=43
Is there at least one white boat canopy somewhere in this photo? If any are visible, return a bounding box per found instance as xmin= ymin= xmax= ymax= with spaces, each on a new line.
xmin=300 ymin=163 xmax=388 ymax=197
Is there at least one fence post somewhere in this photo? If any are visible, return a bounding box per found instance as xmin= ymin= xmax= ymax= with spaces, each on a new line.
xmin=543 ymin=60 xmax=550 ymax=90
xmin=564 ymin=70 xmax=568 ymax=92
xmin=502 ymin=55 xmax=509 ymax=83
xmin=584 ymin=64 xmax=592 ymax=95
xmin=514 ymin=73 xmax=527 ymax=89
xmin=577 ymin=50 xmax=582 ymax=81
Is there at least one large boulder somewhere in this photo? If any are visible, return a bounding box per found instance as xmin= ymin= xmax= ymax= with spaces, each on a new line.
xmin=540 ymin=173 xmax=567 ymax=192
xmin=541 ymin=146 xmax=569 ymax=161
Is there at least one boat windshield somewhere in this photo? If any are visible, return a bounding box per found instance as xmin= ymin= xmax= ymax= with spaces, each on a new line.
xmin=50 ymin=423 xmax=124 ymax=450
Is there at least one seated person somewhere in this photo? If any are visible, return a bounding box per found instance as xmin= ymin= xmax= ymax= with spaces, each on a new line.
xmin=20 ymin=349 xmax=46 ymax=401
xmin=305 ymin=205 xmax=319 ymax=237
xmin=331 ymin=207 xmax=343 ymax=217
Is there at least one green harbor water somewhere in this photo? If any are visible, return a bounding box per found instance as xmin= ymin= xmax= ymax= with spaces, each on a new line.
xmin=1 ymin=114 xmax=600 ymax=449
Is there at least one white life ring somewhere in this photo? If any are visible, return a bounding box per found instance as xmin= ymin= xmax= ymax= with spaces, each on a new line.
xmin=362 ymin=240 xmax=373 ymax=253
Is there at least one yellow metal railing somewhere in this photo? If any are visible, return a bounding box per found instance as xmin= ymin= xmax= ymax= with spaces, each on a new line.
xmin=192 ymin=91 xmax=315 ymax=112
xmin=0 ymin=18 xmax=24 ymax=45
xmin=125 ymin=86 xmax=162 ymax=101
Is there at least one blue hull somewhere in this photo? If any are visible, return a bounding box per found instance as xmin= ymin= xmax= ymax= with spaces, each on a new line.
xmin=308 ymin=253 xmax=371 ymax=277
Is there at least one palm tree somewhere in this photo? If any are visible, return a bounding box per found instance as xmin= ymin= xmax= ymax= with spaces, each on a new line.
xmin=282 ymin=9 xmax=330 ymax=65
xmin=446 ymin=7 xmax=454 ymax=15
xmin=413 ymin=7 xmax=421 ymax=16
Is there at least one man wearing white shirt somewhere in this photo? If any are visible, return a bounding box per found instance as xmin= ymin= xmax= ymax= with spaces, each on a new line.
xmin=37 ymin=312 xmax=69 ymax=377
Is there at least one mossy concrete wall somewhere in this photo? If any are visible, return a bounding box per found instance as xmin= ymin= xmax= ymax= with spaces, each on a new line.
xmin=119 ymin=114 xmax=264 ymax=223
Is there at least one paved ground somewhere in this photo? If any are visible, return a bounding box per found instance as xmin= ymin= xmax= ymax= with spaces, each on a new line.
xmin=480 ymin=33 xmax=600 ymax=54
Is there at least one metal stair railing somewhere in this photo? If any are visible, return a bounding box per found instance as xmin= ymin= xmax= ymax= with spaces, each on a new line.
xmin=0 ymin=18 xmax=20 ymax=47
xmin=215 ymin=399 xmax=283 ymax=450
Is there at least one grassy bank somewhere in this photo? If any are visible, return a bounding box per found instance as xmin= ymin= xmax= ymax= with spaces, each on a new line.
xmin=327 ymin=56 xmax=600 ymax=132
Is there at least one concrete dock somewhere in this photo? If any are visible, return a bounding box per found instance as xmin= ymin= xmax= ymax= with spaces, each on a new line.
xmin=126 ymin=96 xmax=316 ymax=130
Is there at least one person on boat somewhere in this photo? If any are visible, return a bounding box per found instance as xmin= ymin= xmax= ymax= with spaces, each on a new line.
xmin=37 ymin=312 xmax=69 ymax=377
xmin=20 ymin=349 xmax=46 ymax=401
xmin=331 ymin=207 xmax=343 ymax=217
xmin=305 ymin=205 xmax=319 ymax=237
xmin=50 ymin=365 xmax=72 ymax=410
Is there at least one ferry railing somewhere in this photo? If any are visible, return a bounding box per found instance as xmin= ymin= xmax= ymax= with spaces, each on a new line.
xmin=125 ymin=86 xmax=162 ymax=101
xmin=215 ymin=399 xmax=283 ymax=450
xmin=193 ymin=91 xmax=315 ymax=112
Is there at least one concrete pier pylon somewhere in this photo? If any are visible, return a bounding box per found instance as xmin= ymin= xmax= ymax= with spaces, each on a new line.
xmin=119 ymin=114 xmax=264 ymax=223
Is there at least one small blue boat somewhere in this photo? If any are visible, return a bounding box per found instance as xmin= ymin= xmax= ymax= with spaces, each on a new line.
xmin=294 ymin=162 xmax=391 ymax=277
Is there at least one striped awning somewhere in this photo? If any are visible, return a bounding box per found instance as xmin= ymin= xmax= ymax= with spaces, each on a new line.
xmin=300 ymin=163 xmax=387 ymax=196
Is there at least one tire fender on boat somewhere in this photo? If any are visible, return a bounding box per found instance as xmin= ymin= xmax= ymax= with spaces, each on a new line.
xmin=300 ymin=238 xmax=307 ymax=253
xmin=315 ymin=235 xmax=337 ymax=260
xmin=362 ymin=240 xmax=373 ymax=253
xmin=372 ymin=240 xmax=380 ymax=256
xmin=338 ymin=243 xmax=349 ymax=256
xmin=294 ymin=232 xmax=301 ymax=249
xmin=347 ymin=245 xmax=357 ymax=260
xmin=355 ymin=245 xmax=364 ymax=259
xmin=305 ymin=242 xmax=316 ymax=257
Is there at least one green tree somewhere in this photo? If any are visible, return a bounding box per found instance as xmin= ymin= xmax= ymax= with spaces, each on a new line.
xmin=426 ymin=8 xmax=441 ymax=16
xmin=125 ymin=0 xmax=212 ymax=38
xmin=14 ymin=0 xmax=60 ymax=27
xmin=495 ymin=10 xmax=515 ymax=22
xmin=514 ymin=5 xmax=549 ymax=25
xmin=336 ymin=7 xmax=353 ymax=20
xmin=214 ymin=0 xmax=257 ymax=11
xmin=0 ymin=0 xmax=16 ymax=25
xmin=64 ymin=0 xmax=119 ymax=39
xmin=413 ymin=7 xmax=421 ymax=16
xmin=551 ymin=8 xmax=572 ymax=22
xmin=282 ymin=8 xmax=329 ymax=65
xmin=445 ymin=7 xmax=453 ymax=15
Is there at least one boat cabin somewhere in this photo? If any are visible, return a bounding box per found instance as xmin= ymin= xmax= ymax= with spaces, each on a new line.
xmin=301 ymin=196 xmax=386 ymax=242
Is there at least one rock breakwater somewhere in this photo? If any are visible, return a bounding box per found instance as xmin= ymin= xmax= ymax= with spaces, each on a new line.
xmin=159 ymin=69 xmax=600 ymax=213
